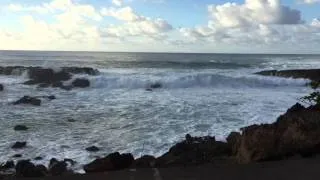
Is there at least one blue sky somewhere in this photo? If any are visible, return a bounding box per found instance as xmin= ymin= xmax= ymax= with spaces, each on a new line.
xmin=0 ymin=0 xmax=319 ymax=53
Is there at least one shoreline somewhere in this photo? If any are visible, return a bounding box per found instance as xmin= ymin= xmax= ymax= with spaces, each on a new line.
xmin=1 ymin=66 xmax=320 ymax=179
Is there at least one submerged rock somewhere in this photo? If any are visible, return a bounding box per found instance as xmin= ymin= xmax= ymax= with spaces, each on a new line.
xmin=13 ymin=154 xmax=22 ymax=158
xmin=86 ymin=146 xmax=100 ymax=152
xmin=11 ymin=142 xmax=27 ymax=149
xmin=83 ymin=152 xmax=134 ymax=173
xmin=14 ymin=125 xmax=29 ymax=131
xmin=150 ymin=82 xmax=162 ymax=89
xmin=13 ymin=96 xmax=41 ymax=106
xmin=15 ymin=160 xmax=47 ymax=177
xmin=72 ymin=78 xmax=90 ymax=88
xmin=34 ymin=157 xmax=43 ymax=161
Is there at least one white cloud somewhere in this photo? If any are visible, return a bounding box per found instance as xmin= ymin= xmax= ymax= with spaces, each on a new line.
xmin=299 ymin=0 xmax=320 ymax=4
xmin=208 ymin=0 xmax=302 ymax=28
xmin=112 ymin=0 xmax=123 ymax=7
xmin=101 ymin=7 xmax=143 ymax=22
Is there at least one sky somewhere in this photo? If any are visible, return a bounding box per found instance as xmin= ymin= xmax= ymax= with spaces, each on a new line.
xmin=0 ymin=0 xmax=319 ymax=53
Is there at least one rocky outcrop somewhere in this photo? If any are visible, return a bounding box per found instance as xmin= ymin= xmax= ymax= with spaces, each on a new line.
xmin=255 ymin=69 xmax=320 ymax=82
xmin=14 ymin=125 xmax=29 ymax=131
xmin=132 ymin=155 xmax=156 ymax=168
xmin=11 ymin=142 xmax=27 ymax=149
xmin=48 ymin=158 xmax=69 ymax=176
xmin=156 ymin=134 xmax=231 ymax=167
xmin=232 ymin=103 xmax=320 ymax=163
xmin=72 ymin=78 xmax=90 ymax=88
xmin=15 ymin=160 xmax=47 ymax=178
xmin=0 ymin=66 xmax=98 ymax=90
xmin=83 ymin=152 xmax=134 ymax=173
xmin=13 ymin=96 xmax=41 ymax=106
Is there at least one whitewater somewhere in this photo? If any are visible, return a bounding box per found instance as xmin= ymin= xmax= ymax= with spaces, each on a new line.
xmin=0 ymin=51 xmax=319 ymax=171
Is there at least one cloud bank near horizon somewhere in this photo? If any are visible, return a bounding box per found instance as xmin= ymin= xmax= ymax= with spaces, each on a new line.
xmin=0 ymin=0 xmax=319 ymax=53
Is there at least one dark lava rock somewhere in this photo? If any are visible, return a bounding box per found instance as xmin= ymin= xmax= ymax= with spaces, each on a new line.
xmin=0 ymin=161 xmax=14 ymax=169
xmin=28 ymin=68 xmax=71 ymax=84
xmin=51 ymin=81 xmax=63 ymax=88
xmin=67 ymin=119 xmax=76 ymax=122
xmin=14 ymin=125 xmax=29 ymax=131
xmin=48 ymin=158 xmax=73 ymax=176
xmin=234 ymin=103 xmax=320 ymax=163
xmin=12 ymin=142 xmax=27 ymax=149
xmin=255 ymin=69 xmax=320 ymax=82
xmin=13 ymin=154 xmax=22 ymax=158
xmin=86 ymin=146 xmax=100 ymax=152
xmin=83 ymin=152 xmax=134 ymax=173
xmin=156 ymin=135 xmax=231 ymax=167
xmin=15 ymin=160 xmax=47 ymax=177
xmin=146 ymin=88 xmax=153 ymax=91
xmin=34 ymin=157 xmax=43 ymax=161
xmin=0 ymin=84 xmax=3 ymax=91
xmin=133 ymin=155 xmax=156 ymax=168
xmin=150 ymin=82 xmax=162 ymax=89
xmin=226 ymin=132 xmax=241 ymax=155
xmin=47 ymin=95 xmax=56 ymax=100
xmin=60 ymin=85 xmax=72 ymax=91
xmin=72 ymin=78 xmax=90 ymax=88
xmin=13 ymin=96 xmax=41 ymax=106
xmin=49 ymin=159 xmax=68 ymax=176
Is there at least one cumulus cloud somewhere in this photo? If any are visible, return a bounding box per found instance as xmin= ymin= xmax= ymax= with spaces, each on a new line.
xmin=112 ymin=0 xmax=123 ymax=7
xmin=101 ymin=7 xmax=143 ymax=22
xmin=299 ymin=0 xmax=320 ymax=4
xmin=208 ymin=0 xmax=302 ymax=28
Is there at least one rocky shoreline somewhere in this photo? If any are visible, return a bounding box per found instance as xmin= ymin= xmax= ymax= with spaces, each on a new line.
xmin=1 ymin=67 xmax=320 ymax=179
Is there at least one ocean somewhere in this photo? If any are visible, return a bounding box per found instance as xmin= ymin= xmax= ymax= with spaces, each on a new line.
xmin=0 ymin=51 xmax=318 ymax=171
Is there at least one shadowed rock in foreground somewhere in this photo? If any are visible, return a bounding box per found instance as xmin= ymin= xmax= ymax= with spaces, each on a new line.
xmin=255 ymin=69 xmax=320 ymax=82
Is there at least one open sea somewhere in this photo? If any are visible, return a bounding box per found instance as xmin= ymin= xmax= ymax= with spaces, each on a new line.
xmin=0 ymin=51 xmax=319 ymax=171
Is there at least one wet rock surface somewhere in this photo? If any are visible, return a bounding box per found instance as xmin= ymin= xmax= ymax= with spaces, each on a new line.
xmin=13 ymin=96 xmax=41 ymax=106
xmin=255 ymin=69 xmax=320 ymax=82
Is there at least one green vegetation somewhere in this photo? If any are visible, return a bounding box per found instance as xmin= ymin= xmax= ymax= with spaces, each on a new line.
xmin=301 ymin=81 xmax=320 ymax=105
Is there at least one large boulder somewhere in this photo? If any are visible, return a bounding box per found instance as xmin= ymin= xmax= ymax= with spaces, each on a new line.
xmin=234 ymin=103 xmax=320 ymax=163
xmin=83 ymin=152 xmax=134 ymax=173
xmin=13 ymin=96 xmax=41 ymax=106
xmin=48 ymin=158 xmax=69 ymax=176
xmin=72 ymin=78 xmax=90 ymax=88
xmin=156 ymin=134 xmax=231 ymax=167
xmin=15 ymin=160 xmax=47 ymax=177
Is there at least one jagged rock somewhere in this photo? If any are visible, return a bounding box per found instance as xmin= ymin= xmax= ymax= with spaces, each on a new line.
xmin=156 ymin=135 xmax=231 ymax=167
xmin=86 ymin=146 xmax=100 ymax=152
xmin=227 ymin=132 xmax=241 ymax=155
xmin=72 ymin=78 xmax=90 ymax=88
xmin=234 ymin=103 xmax=320 ymax=163
xmin=83 ymin=152 xmax=134 ymax=173
xmin=11 ymin=142 xmax=27 ymax=149
xmin=0 ymin=161 xmax=14 ymax=169
xmin=13 ymin=96 xmax=41 ymax=106
xmin=14 ymin=125 xmax=28 ymax=131
xmin=15 ymin=160 xmax=47 ymax=177
xmin=28 ymin=68 xmax=71 ymax=84
xmin=49 ymin=158 xmax=69 ymax=176
xmin=133 ymin=155 xmax=156 ymax=168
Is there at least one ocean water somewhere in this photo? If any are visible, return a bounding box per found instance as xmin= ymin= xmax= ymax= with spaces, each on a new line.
xmin=0 ymin=51 xmax=319 ymax=170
